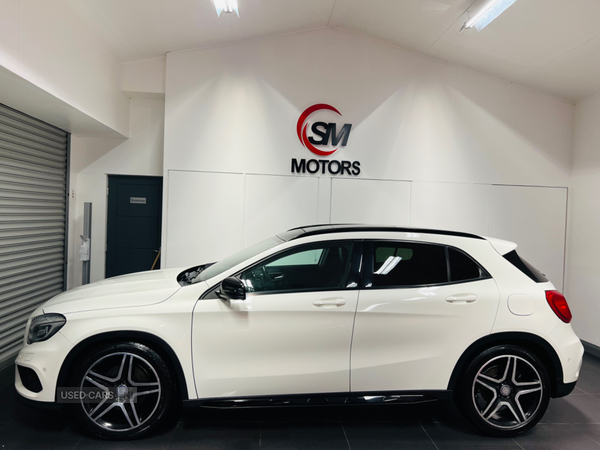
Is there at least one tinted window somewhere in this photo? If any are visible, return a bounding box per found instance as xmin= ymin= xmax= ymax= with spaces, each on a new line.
xmin=240 ymin=242 xmax=353 ymax=294
xmin=504 ymin=250 xmax=548 ymax=283
xmin=449 ymin=248 xmax=483 ymax=282
xmin=199 ymin=236 xmax=283 ymax=282
xmin=267 ymin=249 xmax=323 ymax=267
xmin=371 ymin=243 xmax=448 ymax=287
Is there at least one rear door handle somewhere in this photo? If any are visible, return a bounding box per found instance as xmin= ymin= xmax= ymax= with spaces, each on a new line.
xmin=446 ymin=294 xmax=478 ymax=304
xmin=313 ymin=299 xmax=347 ymax=307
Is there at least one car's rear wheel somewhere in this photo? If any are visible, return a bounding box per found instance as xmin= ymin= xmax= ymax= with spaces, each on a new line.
xmin=456 ymin=345 xmax=550 ymax=437
xmin=69 ymin=342 xmax=177 ymax=440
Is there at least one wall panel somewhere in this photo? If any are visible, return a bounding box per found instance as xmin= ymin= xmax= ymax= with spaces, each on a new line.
xmin=165 ymin=170 xmax=244 ymax=268
xmin=244 ymin=174 xmax=319 ymax=245
xmin=490 ymin=185 xmax=567 ymax=291
xmin=330 ymin=178 xmax=411 ymax=225
xmin=410 ymin=182 xmax=491 ymax=236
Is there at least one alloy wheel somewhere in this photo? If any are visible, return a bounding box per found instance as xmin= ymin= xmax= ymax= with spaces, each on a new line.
xmin=80 ymin=352 xmax=162 ymax=432
xmin=472 ymin=354 xmax=543 ymax=430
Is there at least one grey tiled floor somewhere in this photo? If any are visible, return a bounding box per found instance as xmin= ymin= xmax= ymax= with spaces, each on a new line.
xmin=3 ymin=354 xmax=600 ymax=449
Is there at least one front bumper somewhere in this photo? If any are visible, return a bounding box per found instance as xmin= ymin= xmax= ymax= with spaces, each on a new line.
xmin=15 ymin=389 xmax=62 ymax=410
xmin=14 ymin=331 xmax=73 ymax=403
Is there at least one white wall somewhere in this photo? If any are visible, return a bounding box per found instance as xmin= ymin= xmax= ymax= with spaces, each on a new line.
xmin=165 ymin=29 xmax=571 ymax=185
xmin=166 ymin=174 xmax=567 ymax=291
xmin=565 ymin=95 xmax=600 ymax=346
xmin=163 ymin=29 xmax=573 ymax=289
xmin=0 ymin=0 xmax=129 ymax=136
xmin=122 ymin=57 xmax=166 ymax=98
xmin=67 ymin=98 xmax=165 ymax=288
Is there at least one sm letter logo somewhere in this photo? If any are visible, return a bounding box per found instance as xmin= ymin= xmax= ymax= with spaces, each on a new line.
xmin=296 ymin=104 xmax=352 ymax=156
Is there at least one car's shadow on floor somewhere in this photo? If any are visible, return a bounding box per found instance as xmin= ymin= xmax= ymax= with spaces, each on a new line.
xmin=179 ymin=397 xmax=474 ymax=429
xmin=9 ymin=386 xmax=479 ymax=438
xmin=1 ymin=362 xmax=533 ymax=448
xmin=6 ymin=358 xmax=600 ymax=448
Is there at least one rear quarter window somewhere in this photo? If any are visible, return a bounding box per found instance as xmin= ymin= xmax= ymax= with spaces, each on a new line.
xmin=503 ymin=250 xmax=548 ymax=283
xmin=448 ymin=248 xmax=487 ymax=282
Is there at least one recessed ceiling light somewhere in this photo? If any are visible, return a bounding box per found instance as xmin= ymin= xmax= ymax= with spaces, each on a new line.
xmin=461 ymin=0 xmax=517 ymax=32
xmin=213 ymin=0 xmax=239 ymax=17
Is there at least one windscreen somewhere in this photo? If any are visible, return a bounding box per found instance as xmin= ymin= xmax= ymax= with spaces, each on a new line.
xmin=198 ymin=236 xmax=284 ymax=282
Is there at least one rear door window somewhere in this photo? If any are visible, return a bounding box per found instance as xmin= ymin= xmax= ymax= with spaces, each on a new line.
xmin=370 ymin=242 xmax=448 ymax=287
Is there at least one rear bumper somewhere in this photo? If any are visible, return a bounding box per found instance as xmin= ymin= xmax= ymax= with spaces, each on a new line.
xmin=544 ymin=320 xmax=584 ymax=397
xmin=553 ymin=380 xmax=577 ymax=398
xmin=545 ymin=321 xmax=584 ymax=386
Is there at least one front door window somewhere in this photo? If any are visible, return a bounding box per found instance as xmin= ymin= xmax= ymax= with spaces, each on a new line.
xmin=240 ymin=242 xmax=354 ymax=294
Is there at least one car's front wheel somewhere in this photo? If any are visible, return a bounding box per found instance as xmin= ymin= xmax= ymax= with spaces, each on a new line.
xmin=69 ymin=342 xmax=177 ymax=440
xmin=456 ymin=345 xmax=550 ymax=437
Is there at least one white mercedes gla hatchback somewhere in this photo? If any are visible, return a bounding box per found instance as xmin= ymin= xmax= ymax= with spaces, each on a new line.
xmin=15 ymin=225 xmax=582 ymax=440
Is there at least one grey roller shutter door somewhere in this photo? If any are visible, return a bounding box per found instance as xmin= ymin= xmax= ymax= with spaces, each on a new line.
xmin=0 ymin=103 xmax=68 ymax=366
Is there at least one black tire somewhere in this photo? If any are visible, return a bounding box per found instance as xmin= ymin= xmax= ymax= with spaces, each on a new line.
xmin=455 ymin=345 xmax=550 ymax=437
xmin=68 ymin=342 xmax=177 ymax=440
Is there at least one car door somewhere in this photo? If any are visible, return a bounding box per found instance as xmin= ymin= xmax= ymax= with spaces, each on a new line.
xmin=350 ymin=240 xmax=500 ymax=393
xmin=192 ymin=240 xmax=361 ymax=399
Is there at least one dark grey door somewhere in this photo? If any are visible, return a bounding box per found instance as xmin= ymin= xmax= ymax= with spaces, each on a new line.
xmin=106 ymin=175 xmax=162 ymax=278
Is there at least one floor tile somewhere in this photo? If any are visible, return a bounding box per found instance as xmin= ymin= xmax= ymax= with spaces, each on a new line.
xmin=572 ymin=424 xmax=600 ymax=446
xmin=260 ymin=422 xmax=348 ymax=450
xmin=342 ymin=421 xmax=435 ymax=449
xmin=421 ymin=421 xmax=520 ymax=449
xmin=583 ymin=355 xmax=600 ymax=372
xmin=514 ymin=423 xmax=600 ymax=449
xmin=169 ymin=422 xmax=260 ymax=450
xmin=541 ymin=394 xmax=600 ymax=424
xmin=73 ymin=425 xmax=175 ymax=450
xmin=573 ymin=365 xmax=600 ymax=394
xmin=0 ymin=421 xmax=81 ymax=449
xmin=572 ymin=386 xmax=590 ymax=395
xmin=0 ymin=365 xmax=14 ymax=391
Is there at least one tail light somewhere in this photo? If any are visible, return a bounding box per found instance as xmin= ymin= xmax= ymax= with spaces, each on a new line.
xmin=545 ymin=290 xmax=572 ymax=323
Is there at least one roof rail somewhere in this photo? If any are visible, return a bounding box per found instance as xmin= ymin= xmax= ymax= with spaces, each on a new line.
xmin=280 ymin=224 xmax=484 ymax=241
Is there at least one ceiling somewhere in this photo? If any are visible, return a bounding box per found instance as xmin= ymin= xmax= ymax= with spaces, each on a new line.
xmin=65 ymin=0 xmax=600 ymax=103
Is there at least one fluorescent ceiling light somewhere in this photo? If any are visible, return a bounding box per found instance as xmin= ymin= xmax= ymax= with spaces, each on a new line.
xmin=213 ymin=0 xmax=239 ymax=17
xmin=461 ymin=0 xmax=517 ymax=32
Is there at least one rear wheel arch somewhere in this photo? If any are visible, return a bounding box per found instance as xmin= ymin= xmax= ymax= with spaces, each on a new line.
xmin=448 ymin=332 xmax=563 ymax=397
xmin=56 ymin=330 xmax=189 ymax=401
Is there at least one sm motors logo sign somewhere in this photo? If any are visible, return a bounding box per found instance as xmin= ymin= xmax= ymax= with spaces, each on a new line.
xmin=292 ymin=104 xmax=360 ymax=176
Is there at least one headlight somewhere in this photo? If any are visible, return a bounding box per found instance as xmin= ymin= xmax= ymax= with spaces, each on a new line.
xmin=27 ymin=314 xmax=66 ymax=344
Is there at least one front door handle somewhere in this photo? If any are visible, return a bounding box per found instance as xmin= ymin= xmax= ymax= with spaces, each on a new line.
xmin=446 ymin=294 xmax=478 ymax=304
xmin=313 ymin=299 xmax=347 ymax=307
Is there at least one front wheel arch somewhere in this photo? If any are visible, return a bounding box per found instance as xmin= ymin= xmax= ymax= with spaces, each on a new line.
xmin=448 ymin=332 xmax=563 ymax=397
xmin=56 ymin=331 xmax=189 ymax=401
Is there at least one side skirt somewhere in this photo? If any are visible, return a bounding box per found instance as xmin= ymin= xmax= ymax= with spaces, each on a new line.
xmin=183 ymin=390 xmax=453 ymax=409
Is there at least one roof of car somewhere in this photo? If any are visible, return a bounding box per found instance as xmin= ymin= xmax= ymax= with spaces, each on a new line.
xmin=278 ymin=224 xmax=485 ymax=241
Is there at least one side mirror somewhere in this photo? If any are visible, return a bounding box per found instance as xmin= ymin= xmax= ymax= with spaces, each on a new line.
xmin=217 ymin=277 xmax=246 ymax=301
